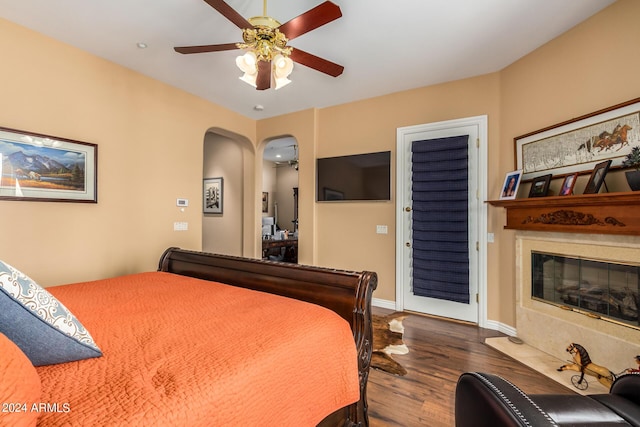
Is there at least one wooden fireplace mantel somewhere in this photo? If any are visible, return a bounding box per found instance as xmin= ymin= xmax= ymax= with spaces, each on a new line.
xmin=487 ymin=192 xmax=640 ymax=235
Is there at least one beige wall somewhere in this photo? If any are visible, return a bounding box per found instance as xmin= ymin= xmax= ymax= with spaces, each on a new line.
xmin=261 ymin=146 xmax=299 ymax=231
xmin=262 ymin=159 xmax=277 ymax=218
xmin=257 ymin=110 xmax=317 ymax=264
xmin=275 ymin=166 xmax=298 ymax=232
xmin=253 ymin=0 xmax=639 ymax=323
xmin=2 ymin=0 xmax=638 ymax=330
xmin=495 ymin=0 xmax=640 ymax=325
xmin=0 ymin=18 xmax=255 ymax=286
xmin=257 ymin=75 xmax=501 ymax=302
xmin=203 ymin=133 xmax=246 ymax=256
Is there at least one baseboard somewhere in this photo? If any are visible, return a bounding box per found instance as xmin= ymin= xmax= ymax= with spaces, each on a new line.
xmin=373 ymin=298 xmax=518 ymax=336
xmin=372 ymin=298 xmax=396 ymax=311
xmin=485 ymin=319 xmax=517 ymax=336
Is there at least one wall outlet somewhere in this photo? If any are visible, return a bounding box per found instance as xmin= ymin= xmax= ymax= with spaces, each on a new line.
xmin=174 ymin=222 xmax=188 ymax=231
xmin=376 ymin=225 xmax=388 ymax=234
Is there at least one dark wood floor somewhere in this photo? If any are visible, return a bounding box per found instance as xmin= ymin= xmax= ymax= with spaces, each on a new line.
xmin=367 ymin=307 xmax=574 ymax=427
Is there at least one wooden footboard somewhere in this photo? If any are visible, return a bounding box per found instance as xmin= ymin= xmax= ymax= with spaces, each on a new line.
xmin=158 ymin=247 xmax=377 ymax=427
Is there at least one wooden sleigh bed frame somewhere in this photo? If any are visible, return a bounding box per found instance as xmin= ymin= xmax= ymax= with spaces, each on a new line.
xmin=158 ymin=247 xmax=378 ymax=427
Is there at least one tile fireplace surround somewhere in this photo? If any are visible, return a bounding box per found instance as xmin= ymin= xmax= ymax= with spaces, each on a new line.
xmin=514 ymin=231 xmax=640 ymax=376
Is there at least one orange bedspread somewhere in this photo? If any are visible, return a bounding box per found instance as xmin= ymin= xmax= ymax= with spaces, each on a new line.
xmin=35 ymin=272 xmax=359 ymax=426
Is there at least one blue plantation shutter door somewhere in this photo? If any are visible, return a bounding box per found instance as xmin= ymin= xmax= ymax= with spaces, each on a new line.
xmin=411 ymin=135 xmax=470 ymax=303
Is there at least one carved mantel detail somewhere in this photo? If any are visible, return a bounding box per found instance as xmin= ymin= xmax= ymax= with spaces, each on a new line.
xmin=522 ymin=209 xmax=626 ymax=228
xmin=488 ymin=192 xmax=640 ymax=235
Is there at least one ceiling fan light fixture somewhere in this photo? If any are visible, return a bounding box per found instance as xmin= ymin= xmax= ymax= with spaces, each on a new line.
xmin=236 ymin=51 xmax=257 ymax=71
xmin=273 ymin=54 xmax=294 ymax=89
xmin=274 ymin=75 xmax=291 ymax=90
xmin=239 ymin=72 xmax=258 ymax=87
xmin=174 ymin=1 xmax=344 ymax=90
xmin=274 ymin=54 xmax=293 ymax=74
xmin=236 ymin=51 xmax=259 ymax=87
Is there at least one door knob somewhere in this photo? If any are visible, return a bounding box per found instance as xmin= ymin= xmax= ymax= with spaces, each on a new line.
xmin=405 ymin=206 xmax=412 ymax=212
xmin=405 ymin=242 xmax=411 ymax=247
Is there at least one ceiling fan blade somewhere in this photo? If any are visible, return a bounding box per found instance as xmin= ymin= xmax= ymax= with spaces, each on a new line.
xmin=174 ymin=43 xmax=239 ymax=54
xmin=290 ymin=49 xmax=344 ymax=77
xmin=203 ymin=0 xmax=252 ymax=29
xmin=256 ymin=61 xmax=271 ymax=90
xmin=278 ymin=1 xmax=342 ymax=41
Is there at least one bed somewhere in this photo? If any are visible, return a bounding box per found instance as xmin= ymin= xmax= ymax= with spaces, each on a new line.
xmin=0 ymin=247 xmax=377 ymax=427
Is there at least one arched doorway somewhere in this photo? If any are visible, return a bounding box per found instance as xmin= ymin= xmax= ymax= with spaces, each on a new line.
xmin=202 ymin=128 xmax=255 ymax=257
xmin=261 ymin=137 xmax=299 ymax=262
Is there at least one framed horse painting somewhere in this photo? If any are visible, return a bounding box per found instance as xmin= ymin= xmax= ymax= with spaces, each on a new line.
xmin=515 ymin=97 xmax=640 ymax=180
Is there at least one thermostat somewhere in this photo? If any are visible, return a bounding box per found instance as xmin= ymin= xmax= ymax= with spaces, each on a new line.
xmin=177 ymin=198 xmax=189 ymax=207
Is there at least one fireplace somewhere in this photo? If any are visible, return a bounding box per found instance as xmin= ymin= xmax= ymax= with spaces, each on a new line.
xmin=516 ymin=232 xmax=640 ymax=375
xmin=531 ymin=252 xmax=639 ymax=328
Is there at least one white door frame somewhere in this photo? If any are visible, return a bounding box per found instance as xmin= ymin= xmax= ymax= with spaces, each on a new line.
xmin=395 ymin=116 xmax=488 ymax=327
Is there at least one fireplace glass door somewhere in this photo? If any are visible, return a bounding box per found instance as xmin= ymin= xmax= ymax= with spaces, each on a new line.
xmin=531 ymin=252 xmax=639 ymax=328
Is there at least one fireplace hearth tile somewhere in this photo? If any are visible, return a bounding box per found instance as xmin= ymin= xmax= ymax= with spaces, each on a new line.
xmin=485 ymin=336 xmax=609 ymax=395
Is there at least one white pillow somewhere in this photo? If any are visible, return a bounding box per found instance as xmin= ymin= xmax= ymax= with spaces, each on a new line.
xmin=0 ymin=260 xmax=102 ymax=366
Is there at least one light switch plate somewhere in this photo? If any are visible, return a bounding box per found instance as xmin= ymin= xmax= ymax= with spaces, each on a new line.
xmin=176 ymin=198 xmax=189 ymax=207
xmin=376 ymin=225 xmax=388 ymax=234
xmin=173 ymin=222 xmax=188 ymax=231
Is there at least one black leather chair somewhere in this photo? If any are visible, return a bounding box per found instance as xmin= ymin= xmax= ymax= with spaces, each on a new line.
xmin=455 ymin=372 xmax=640 ymax=427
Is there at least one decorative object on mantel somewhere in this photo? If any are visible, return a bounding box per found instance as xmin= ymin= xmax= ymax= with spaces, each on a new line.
xmin=515 ymin=97 xmax=640 ymax=181
xmin=528 ymin=173 xmax=552 ymax=197
xmin=583 ymin=159 xmax=612 ymax=194
xmin=557 ymin=343 xmax=615 ymax=390
xmin=622 ymin=145 xmax=640 ymax=191
xmin=500 ymin=170 xmax=522 ymax=200
xmin=559 ymin=173 xmax=578 ymax=196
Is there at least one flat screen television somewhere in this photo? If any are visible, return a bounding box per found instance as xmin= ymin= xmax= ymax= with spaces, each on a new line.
xmin=316 ymin=151 xmax=391 ymax=201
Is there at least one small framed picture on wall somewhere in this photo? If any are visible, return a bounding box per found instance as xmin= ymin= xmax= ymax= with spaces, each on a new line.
xmin=203 ymin=177 xmax=223 ymax=214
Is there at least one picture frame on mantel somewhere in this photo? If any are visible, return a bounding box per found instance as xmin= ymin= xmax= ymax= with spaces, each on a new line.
xmin=528 ymin=174 xmax=552 ymax=198
xmin=583 ymin=160 xmax=612 ymax=194
xmin=515 ymin=97 xmax=640 ymax=180
xmin=499 ymin=170 xmax=522 ymax=200
xmin=0 ymin=126 xmax=97 ymax=203
xmin=559 ymin=173 xmax=578 ymax=196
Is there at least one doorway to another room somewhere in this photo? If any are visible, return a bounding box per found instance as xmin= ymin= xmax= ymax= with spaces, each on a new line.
xmin=262 ymin=137 xmax=299 ymax=263
xmin=396 ymin=116 xmax=488 ymax=326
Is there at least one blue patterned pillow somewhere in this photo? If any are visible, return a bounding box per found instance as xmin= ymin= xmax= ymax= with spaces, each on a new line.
xmin=0 ymin=260 xmax=102 ymax=366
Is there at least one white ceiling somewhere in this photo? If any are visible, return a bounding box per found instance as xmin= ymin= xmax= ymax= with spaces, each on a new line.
xmin=0 ymin=0 xmax=615 ymax=121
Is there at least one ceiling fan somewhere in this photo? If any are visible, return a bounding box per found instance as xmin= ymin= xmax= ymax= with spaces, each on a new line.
xmin=271 ymin=144 xmax=299 ymax=170
xmin=174 ymin=0 xmax=344 ymax=90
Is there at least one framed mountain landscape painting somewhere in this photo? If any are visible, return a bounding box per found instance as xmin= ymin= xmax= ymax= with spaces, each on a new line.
xmin=0 ymin=126 xmax=97 ymax=202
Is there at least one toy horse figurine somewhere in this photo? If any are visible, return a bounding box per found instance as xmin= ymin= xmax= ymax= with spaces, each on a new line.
xmin=557 ymin=343 xmax=615 ymax=389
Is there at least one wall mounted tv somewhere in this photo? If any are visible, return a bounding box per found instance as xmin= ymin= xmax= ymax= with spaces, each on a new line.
xmin=316 ymin=151 xmax=391 ymax=202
